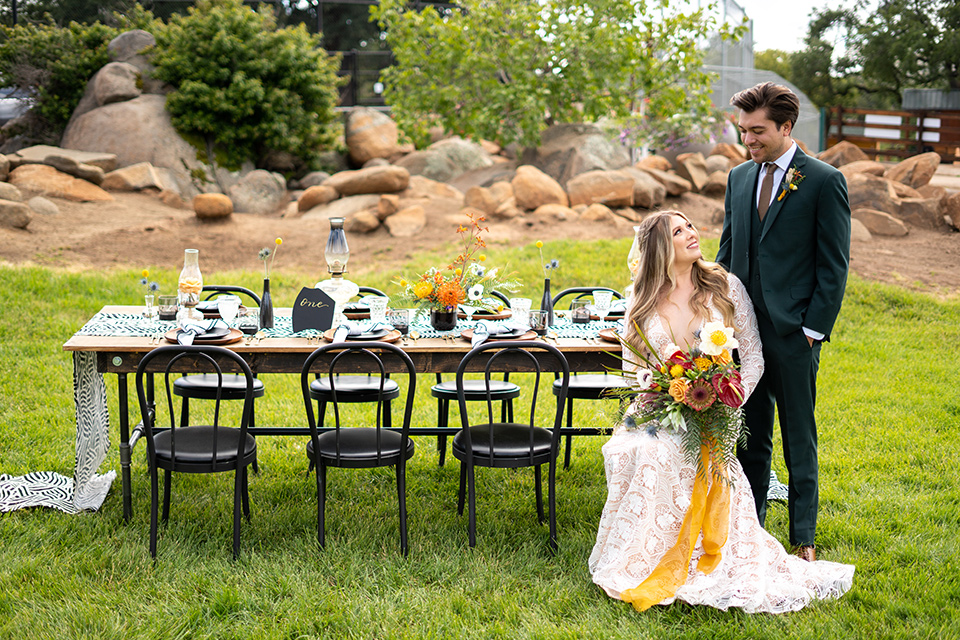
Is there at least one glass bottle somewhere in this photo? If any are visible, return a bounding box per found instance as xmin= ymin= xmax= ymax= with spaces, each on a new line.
xmin=540 ymin=277 xmax=554 ymax=327
xmin=177 ymin=248 xmax=203 ymax=325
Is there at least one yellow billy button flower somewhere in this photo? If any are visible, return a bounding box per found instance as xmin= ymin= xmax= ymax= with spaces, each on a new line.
xmin=275 ymin=237 xmax=282 ymax=246
xmin=141 ymin=269 xmax=150 ymax=278
xmin=478 ymin=254 xmax=486 ymax=262
xmin=536 ymin=241 xmax=543 ymax=249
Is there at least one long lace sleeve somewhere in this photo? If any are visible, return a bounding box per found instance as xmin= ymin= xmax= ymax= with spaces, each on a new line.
xmin=727 ymin=273 xmax=763 ymax=402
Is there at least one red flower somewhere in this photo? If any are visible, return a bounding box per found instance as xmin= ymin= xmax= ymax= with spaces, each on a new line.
xmin=712 ymin=370 xmax=744 ymax=408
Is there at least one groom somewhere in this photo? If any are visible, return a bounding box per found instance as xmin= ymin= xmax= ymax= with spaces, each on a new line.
xmin=716 ymin=82 xmax=850 ymax=561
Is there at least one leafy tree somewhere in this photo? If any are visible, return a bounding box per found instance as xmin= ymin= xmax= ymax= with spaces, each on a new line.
xmin=0 ymin=0 xmax=136 ymax=27
xmin=753 ymin=49 xmax=793 ymax=82
xmin=150 ymin=0 xmax=343 ymax=169
xmin=372 ymin=0 xmax=743 ymax=149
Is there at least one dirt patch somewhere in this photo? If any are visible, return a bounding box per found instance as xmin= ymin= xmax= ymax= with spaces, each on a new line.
xmin=2 ymin=188 xmax=958 ymax=297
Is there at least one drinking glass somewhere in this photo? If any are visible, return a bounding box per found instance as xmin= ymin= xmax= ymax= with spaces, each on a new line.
xmin=158 ymin=295 xmax=178 ymax=321
xmin=509 ymin=297 xmax=531 ymax=325
xmin=366 ymin=296 xmax=389 ymax=323
xmin=593 ymin=290 xmax=614 ymax=319
xmin=570 ymin=298 xmax=591 ymax=324
xmin=217 ymin=294 xmax=241 ymax=324
xmin=387 ymin=309 xmax=410 ymax=335
xmin=528 ymin=310 xmax=549 ymax=336
xmin=143 ymin=294 xmax=157 ymax=319
xmin=238 ymin=308 xmax=259 ymax=335
xmin=459 ymin=303 xmax=478 ymax=322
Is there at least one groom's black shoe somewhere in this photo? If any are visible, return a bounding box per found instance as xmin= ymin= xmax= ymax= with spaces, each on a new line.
xmin=794 ymin=545 xmax=816 ymax=562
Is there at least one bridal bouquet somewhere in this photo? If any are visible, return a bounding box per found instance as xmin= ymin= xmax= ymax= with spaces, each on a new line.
xmin=618 ymin=321 xmax=747 ymax=484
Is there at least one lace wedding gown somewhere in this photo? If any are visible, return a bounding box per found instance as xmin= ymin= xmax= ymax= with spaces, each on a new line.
xmin=589 ymin=274 xmax=854 ymax=614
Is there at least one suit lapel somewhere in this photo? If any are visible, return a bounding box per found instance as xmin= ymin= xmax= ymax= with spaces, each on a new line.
xmin=760 ymin=147 xmax=808 ymax=243
xmin=738 ymin=162 xmax=761 ymax=245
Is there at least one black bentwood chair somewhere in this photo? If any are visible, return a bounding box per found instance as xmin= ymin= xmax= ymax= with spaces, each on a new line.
xmin=301 ymin=342 xmax=417 ymax=555
xmin=433 ymin=289 xmax=521 ymax=466
xmin=550 ymin=287 xmax=627 ymax=469
xmin=135 ymin=345 xmax=257 ymax=559
xmin=174 ymin=285 xmax=265 ymax=427
xmin=452 ymin=341 xmax=570 ymax=551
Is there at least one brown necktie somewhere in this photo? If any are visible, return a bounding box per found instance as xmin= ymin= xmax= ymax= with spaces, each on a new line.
xmin=757 ymin=163 xmax=777 ymax=221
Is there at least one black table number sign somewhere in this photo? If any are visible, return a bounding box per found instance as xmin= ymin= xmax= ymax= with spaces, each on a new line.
xmin=292 ymin=288 xmax=336 ymax=332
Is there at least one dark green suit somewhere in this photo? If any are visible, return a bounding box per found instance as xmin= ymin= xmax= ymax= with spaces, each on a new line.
xmin=717 ymin=146 xmax=850 ymax=546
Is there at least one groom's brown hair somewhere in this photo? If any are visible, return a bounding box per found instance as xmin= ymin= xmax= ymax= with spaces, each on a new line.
xmin=730 ymin=82 xmax=799 ymax=129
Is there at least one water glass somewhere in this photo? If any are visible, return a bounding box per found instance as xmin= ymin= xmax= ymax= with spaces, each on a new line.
xmin=143 ymin=294 xmax=157 ymax=319
xmin=509 ymin=297 xmax=531 ymax=325
xmin=528 ymin=310 xmax=549 ymax=336
xmin=238 ymin=308 xmax=259 ymax=335
xmin=387 ymin=309 xmax=410 ymax=335
xmin=593 ymin=290 xmax=614 ymax=318
xmin=366 ymin=296 xmax=389 ymax=323
xmin=570 ymin=298 xmax=591 ymax=324
xmin=158 ymin=295 xmax=178 ymax=321
xmin=217 ymin=294 xmax=241 ymax=324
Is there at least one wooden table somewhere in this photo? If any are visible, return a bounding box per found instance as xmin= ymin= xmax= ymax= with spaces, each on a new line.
xmin=64 ymin=306 xmax=621 ymax=520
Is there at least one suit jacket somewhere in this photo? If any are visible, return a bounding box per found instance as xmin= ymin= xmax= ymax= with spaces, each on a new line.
xmin=716 ymin=147 xmax=851 ymax=340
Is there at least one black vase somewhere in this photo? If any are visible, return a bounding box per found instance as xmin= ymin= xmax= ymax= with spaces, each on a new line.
xmin=259 ymin=278 xmax=274 ymax=329
xmin=540 ymin=277 xmax=554 ymax=326
xmin=430 ymin=308 xmax=457 ymax=331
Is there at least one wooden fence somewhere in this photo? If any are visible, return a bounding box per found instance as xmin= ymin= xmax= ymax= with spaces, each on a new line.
xmin=824 ymin=106 xmax=960 ymax=163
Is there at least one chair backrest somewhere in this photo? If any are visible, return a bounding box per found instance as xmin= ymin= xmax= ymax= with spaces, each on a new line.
xmin=455 ymin=341 xmax=570 ymax=463
xmin=352 ymin=286 xmax=387 ymax=300
xmin=301 ymin=342 xmax=417 ymax=464
xmin=551 ymin=286 xmax=623 ymax=308
xmin=201 ymin=284 xmax=261 ymax=307
xmin=136 ymin=345 xmax=256 ymax=469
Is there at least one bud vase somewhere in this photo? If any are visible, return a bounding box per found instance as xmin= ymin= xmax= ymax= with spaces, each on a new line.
xmin=260 ymin=278 xmax=274 ymax=329
xmin=540 ymin=277 xmax=554 ymax=326
xmin=430 ymin=308 xmax=457 ymax=332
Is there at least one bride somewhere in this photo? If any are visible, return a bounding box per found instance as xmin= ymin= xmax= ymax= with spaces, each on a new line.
xmin=589 ymin=211 xmax=854 ymax=614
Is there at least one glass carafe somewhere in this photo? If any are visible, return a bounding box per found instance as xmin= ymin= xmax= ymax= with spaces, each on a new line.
xmin=177 ymin=248 xmax=204 ymax=325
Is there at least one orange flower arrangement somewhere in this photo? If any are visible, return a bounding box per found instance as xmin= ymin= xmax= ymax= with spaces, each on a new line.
xmin=394 ymin=211 xmax=516 ymax=313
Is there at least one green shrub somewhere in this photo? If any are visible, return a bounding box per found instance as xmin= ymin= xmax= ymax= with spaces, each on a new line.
xmin=150 ymin=0 xmax=343 ymax=170
xmin=0 ymin=20 xmax=119 ymax=141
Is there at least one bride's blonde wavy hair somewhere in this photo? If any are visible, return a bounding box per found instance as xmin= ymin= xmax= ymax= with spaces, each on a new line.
xmin=625 ymin=211 xmax=735 ymax=352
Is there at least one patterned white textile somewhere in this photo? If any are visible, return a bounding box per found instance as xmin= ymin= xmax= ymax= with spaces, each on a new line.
xmin=589 ymin=274 xmax=854 ymax=613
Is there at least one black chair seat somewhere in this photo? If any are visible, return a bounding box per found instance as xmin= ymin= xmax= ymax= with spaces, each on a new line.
xmin=174 ymin=374 xmax=265 ymax=400
xmin=553 ymin=374 xmax=628 ymax=399
xmin=310 ymin=376 xmax=400 ymax=402
xmin=153 ymin=426 xmax=256 ymax=468
xmin=307 ymin=428 xmax=415 ymax=468
xmin=432 ymin=379 xmax=520 ymax=400
xmin=453 ymin=423 xmax=554 ymax=461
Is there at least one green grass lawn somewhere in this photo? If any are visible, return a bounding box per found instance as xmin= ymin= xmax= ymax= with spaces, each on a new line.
xmin=1 ymin=237 xmax=958 ymax=639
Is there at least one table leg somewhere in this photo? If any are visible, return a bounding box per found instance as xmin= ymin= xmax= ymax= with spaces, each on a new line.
xmin=118 ymin=372 xmax=132 ymax=522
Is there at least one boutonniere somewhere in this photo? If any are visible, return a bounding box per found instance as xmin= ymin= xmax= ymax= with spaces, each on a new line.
xmin=777 ymin=167 xmax=805 ymax=201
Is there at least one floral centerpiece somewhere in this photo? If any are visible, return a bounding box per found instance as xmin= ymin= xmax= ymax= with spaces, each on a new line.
xmin=617 ymin=321 xmax=746 ymax=485
xmin=394 ymin=212 xmax=517 ymax=326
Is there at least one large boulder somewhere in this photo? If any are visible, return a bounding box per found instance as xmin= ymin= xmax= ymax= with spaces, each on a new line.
xmin=297 ymin=185 xmax=339 ymax=212
xmin=619 ymin=166 xmax=666 ymax=209
xmin=0 ymin=154 xmax=8 ymax=181
xmin=818 ymin=141 xmax=868 ymax=167
xmin=845 ymin=172 xmax=899 ymax=216
xmin=884 ymin=152 xmax=941 ymax=189
xmin=0 ymin=182 xmax=22 ymax=202
xmin=447 ymin=161 xmax=518 ymax=192
xmin=94 ymin=62 xmax=141 ymax=106
xmin=101 ymin=162 xmax=166 ymax=191
xmin=427 ymin=137 xmax=494 ymax=178
xmin=524 ymin=123 xmax=630 ymax=187
xmin=838 ymin=160 xmax=887 ymax=180
xmin=674 ymin=152 xmax=710 ymax=192
xmin=944 ymin=192 xmax=960 ymax=229
xmin=566 ymin=169 xmax=634 ymax=208
xmin=301 ymin=194 xmax=382 ymax=221
xmin=709 ymin=142 xmax=747 ymax=163
xmin=323 ymin=165 xmax=410 ymax=196
xmin=0 ymin=199 xmax=31 ymax=229
xmin=642 ymin=167 xmax=692 ymax=196
xmin=108 ymin=29 xmax=156 ymax=62
xmin=852 ymin=208 xmax=908 ymax=236
xmin=898 ymin=197 xmax=946 ymax=230
xmin=345 ymin=107 xmax=399 ymax=166
xmin=511 ymin=165 xmax=568 ymax=210
xmin=42 ymin=154 xmax=105 ymax=185
xmin=228 ymin=169 xmax=287 ymax=215
xmin=14 ymin=145 xmax=117 ymax=172
xmin=61 ymin=94 xmax=208 ymax=199
xmin=8 ymin=164 xmax=113 ymax=202
xmin=383 ymin=205 xmax=427 ymax=237
xmin=193 ymin=193 xmax=233 ymax=220
xmin=700 ymin=171 xmax=728 ymax=199
xmin=393 ymin=149 xmax=458 ymax=182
